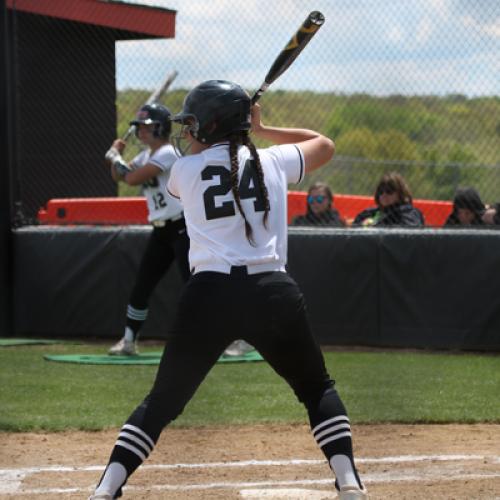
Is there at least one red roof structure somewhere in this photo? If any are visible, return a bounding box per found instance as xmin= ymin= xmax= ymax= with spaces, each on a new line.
xmin=6 ymin=0 xmax=176 ymax=38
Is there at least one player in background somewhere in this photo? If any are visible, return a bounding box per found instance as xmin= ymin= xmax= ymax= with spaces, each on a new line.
xmin=104 ymin=103 xmax=190 ymax=356
xmin=90 ymin=80 xmax=367 ymax=500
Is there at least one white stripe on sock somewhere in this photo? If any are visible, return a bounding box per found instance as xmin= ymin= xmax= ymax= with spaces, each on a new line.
xmin=317 ymin=431 xmax=352 ymax=448
xmin=119 ymin=431 xmax=152 ymax=454
xmin=312 ymin=416 xmax=349 ymax=435
xmin=115 ymin=440 xmax=147 ymax=461
xmin=127 ymin=306 xmax=148 ymax=320
xmin=122 ymin=424 xmax=155 ymax=449
xmin=314 ymin=423 xmax=351 ymax=441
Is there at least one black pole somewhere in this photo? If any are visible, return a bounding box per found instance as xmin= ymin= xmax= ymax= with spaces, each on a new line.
xmin=0 ymin=0 xmax=14 ymax=336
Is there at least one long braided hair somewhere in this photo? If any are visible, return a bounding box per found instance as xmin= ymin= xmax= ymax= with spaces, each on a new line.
xmin=228 ymin=132 xmax=270 ymax=246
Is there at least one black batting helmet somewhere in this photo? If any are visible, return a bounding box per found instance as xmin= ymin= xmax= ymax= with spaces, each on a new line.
xmin=130 ymin=103 xmax=172 ymax=138
xmin=172 ymin=80 xmax=251 ymax=144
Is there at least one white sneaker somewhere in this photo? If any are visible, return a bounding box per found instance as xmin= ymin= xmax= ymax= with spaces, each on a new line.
xmin=338 ymin=486 xmax=368 ymax=500
xmin=108 ymin=337 xmax=137 ymax=356
xmin=88 ymin=492 xmax=113 ymax=500
xmin=223 ymin=339 xmax=254 ymax=357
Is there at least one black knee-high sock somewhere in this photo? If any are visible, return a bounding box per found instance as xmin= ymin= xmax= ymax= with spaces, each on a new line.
xmin=307 ymin=388 xmax=363 ymax=490
xmin=95 ymin=423 xmax=156 ymax=498
xmin=110 ymin=423 xmax=155 ymax=474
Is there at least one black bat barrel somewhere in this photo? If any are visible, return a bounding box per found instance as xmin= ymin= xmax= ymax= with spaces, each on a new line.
xmin=252 ymin=11 xmax=325 ymax=104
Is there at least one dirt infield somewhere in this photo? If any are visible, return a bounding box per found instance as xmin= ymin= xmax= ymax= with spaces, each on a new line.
xmin=1 ymin=424 xmax=499 ymax=499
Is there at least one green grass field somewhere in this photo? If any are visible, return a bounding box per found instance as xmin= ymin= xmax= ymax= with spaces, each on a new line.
xmin=0 ymin=343 xmax=498 ymax=432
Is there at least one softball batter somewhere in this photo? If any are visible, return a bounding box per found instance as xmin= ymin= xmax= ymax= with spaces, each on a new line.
xmin=105 ymin=103 xmax=190 ymax=356
xmin=90 ymin=80 xmax=367 ymax=500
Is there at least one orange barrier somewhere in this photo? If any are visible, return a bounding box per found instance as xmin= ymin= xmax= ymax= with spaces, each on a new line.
xmin=413 ymin=199 xmax=453 ymax=227
xmin=37 ymin=193 xmax=454 ymax=226
xmin=37 ymin=197 xmax=149 ymax=225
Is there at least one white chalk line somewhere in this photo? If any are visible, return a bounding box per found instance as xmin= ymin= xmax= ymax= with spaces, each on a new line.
xmin=1 ymin=454 xmax=499 ymax=496
xmin=3 ymin=473 xmax=500 ymax=496
xmin=1 ymin=454 xmax=497 ymax=475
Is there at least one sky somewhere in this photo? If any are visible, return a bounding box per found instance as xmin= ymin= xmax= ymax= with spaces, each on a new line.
xmin=118 ymin=0 xmax=500 ymax=96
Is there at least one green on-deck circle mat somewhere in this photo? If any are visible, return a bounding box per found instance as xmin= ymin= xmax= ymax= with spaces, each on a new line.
xmin=43 ymin=350 xmax=264 ymax=365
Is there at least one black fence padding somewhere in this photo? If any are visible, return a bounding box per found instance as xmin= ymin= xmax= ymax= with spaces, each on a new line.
xmin=12 ymin=226 xmax=500 ymax=350
xmin=377 ymin=228 xmax=500 ymax=350
xmin=287 ymin=228 xmax=379 ymax=345
xmin=13 ymin=226 xmax=183 ymax=339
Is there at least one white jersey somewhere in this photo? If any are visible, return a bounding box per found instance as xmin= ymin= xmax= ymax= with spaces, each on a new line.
xmin=168 ymin=142 xmax=304 ymax=274
xmin=131 ymin=144 xmax=183 ymax=223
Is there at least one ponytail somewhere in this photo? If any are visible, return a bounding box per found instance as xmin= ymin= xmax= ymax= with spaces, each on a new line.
xmin=228 ymin=133 xmax=270 ymax=245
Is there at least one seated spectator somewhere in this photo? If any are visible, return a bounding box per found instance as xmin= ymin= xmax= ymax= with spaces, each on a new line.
xmin=352 ymin=172 xmax=425 ymax=227
xmin=291 ymin=182 xmax=346 ymax=227
xmin=482 ymin=203 xmax=500 ymax=226
xmin=444 ymin=187 xmax=485 ymax=226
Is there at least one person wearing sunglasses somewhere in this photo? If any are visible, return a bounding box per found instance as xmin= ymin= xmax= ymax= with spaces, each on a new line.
xmin=292 ymin=181 xmax=346 ymax=227
xmin=352 ymin=172 xmax=424 ymax=227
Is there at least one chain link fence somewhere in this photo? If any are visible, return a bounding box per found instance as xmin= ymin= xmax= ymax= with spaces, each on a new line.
xmin=5 ymin=0 xmax=500 ymax=227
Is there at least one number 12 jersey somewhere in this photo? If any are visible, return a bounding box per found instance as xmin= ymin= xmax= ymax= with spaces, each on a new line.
xmin=131 ymin=144 xmax=183 ymax=223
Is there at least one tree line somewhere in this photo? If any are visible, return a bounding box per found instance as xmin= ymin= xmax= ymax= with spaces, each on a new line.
xmin=117 ymin=89 xmax=500 ymax=203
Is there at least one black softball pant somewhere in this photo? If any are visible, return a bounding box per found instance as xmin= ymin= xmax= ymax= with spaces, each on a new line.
xmin=105 ymin=268 xmax=360 ymax=494
xmin=127 ymin=268 xmax=340 ymax=440
xmin=128 ymin=219 xmax=190 ymax=310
